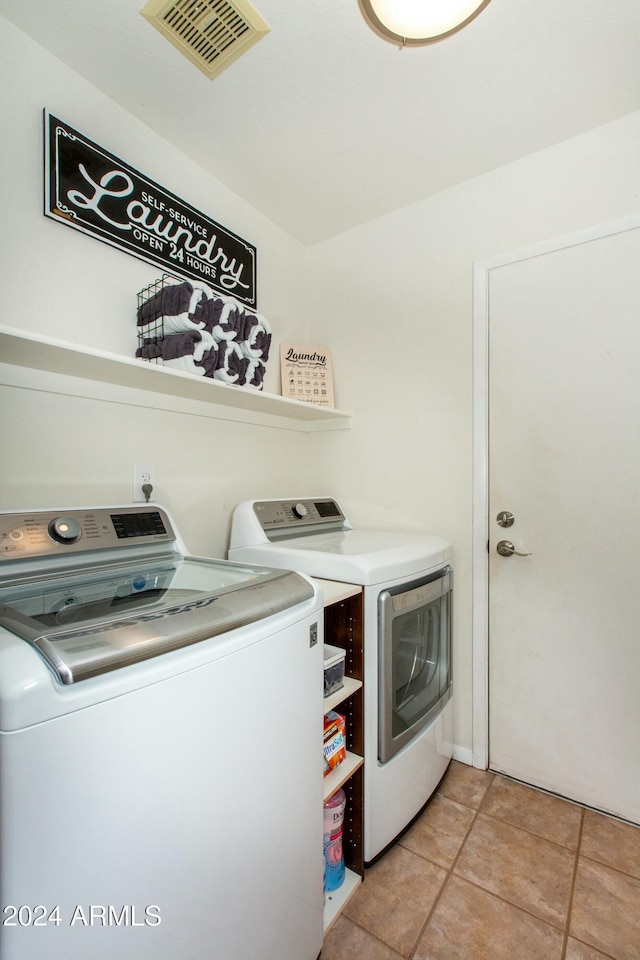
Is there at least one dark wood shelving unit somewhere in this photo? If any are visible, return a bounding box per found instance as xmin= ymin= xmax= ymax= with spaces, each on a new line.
xmin=318 ymin=581 xmax=365 ymax=932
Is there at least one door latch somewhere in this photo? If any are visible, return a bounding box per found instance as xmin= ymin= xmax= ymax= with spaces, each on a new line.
xmin=496 ymin=511 xmax=515 ymax=528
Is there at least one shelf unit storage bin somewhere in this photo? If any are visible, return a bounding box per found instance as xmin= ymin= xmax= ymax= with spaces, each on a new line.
xmin=324 ymin=643 xmax=346 ymax=698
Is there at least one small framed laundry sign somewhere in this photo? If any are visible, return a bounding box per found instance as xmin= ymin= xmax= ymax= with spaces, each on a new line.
xmin=280 ymin=344 xmax=335 ymax=408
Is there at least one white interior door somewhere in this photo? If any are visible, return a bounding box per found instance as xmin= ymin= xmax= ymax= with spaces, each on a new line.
xmin=487 ymin=223 xmax=640 ymax=823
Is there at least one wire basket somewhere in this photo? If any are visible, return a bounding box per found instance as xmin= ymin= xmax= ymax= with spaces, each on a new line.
xmin=136 ymin=274 xmax=179 ymax=362
xmin=135 ymin=275 xmax=270 ymax=390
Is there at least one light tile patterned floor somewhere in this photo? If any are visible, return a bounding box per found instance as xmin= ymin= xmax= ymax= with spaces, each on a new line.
xmin=321 ymin=761 xmax=640 ymax=960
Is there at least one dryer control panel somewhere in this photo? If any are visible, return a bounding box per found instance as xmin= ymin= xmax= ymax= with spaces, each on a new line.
xmin=249 ymin=498 xmax=349 ymax=541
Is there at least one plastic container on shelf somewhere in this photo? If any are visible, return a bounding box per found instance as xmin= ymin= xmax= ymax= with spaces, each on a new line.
xmin=323 ymin=644 xmax=346 ymax=698
xmin=323 ymin=788 xmax=346 ymax=892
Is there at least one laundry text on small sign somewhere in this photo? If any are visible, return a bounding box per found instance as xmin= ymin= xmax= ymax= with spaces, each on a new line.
xmin=280 ymin=343 xmax=335 ymax=408
xmin=44 ymin=111 xmax=257 ymax=306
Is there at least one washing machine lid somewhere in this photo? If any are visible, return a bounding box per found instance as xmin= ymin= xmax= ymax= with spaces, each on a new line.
xmin=0 ymin=505 xmax=314 ymax=684
xmin=0 ymin=555 xmax=313 ymax=684
xmin=230 ymin=528 xmax=452 ymax=585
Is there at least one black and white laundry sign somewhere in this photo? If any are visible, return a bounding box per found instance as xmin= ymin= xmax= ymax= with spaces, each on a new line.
xmin=44 ymin=111 xmax=257 ymax=306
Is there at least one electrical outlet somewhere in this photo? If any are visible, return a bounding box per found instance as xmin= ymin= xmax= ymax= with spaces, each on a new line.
xmin=133 ymin=464 xmax=156 ymax=502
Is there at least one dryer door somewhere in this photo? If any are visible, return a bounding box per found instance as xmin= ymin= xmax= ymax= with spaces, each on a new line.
xmin=378 ymin=568 xmax=452 ymax=763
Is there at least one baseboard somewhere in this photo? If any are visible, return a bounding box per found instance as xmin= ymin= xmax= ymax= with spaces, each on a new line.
xmin=451 ymin=744 xmax=475 ymax=767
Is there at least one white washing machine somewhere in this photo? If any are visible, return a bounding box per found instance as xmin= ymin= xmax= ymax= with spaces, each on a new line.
xmin=0 ymin=504 xmax=324 ymax=960
xmin=229 ymin=497 xmax=454 ymax=862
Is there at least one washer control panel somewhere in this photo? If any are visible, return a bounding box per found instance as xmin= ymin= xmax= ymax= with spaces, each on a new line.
xmin=0 ymin=507 xmax=176 ymax=561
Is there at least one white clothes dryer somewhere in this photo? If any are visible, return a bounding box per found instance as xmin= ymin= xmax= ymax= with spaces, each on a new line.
xmin=229 ymin=497 xmax=454 ymax=862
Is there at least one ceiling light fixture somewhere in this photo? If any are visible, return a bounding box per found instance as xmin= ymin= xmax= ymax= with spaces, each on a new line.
xmin=358 ymin=0 xmax=492 ymax=46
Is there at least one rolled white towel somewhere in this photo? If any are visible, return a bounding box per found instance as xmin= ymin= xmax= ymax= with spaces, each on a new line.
xmin=162 ymin=355 xmax=207 ymax=376
xmin=203 ymin=296 xmax=245 ymax=342
xmin=240 ymin=312 xmax=272 ymax=361
xmin=137 ymin=281 xmax=215 ymax=335
xmin=137 ymin=329 xmax=218 ymax=377
xmin=244 ymin=359 xmax=266 ymax=391
xmin=188 ymin=329 xmax=216 ymax=362
xmin=163 ymin=345 xmax=219 ymax=378
xmin=137 ymin=280 xmax=195 ymax=325
xmin=137 ymin=331 xmax=201 ymax=361
xmin=214 ymin=340 xmax=249 ymax=385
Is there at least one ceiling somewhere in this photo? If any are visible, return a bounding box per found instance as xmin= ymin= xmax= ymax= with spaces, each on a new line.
xmin=1 ymin=0 xmax=639 ymax=244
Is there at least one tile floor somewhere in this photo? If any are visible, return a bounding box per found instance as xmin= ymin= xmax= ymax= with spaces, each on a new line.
xmin=321 ymin=761 xmax=640 ymax=960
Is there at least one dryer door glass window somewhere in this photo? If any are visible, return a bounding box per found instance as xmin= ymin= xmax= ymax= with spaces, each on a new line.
xmin=378 ymin=569 xmax=452 ymax=763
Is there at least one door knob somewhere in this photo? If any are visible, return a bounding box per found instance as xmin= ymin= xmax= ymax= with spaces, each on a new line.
xmin=496 ymin=540 xmax=532 ymax=558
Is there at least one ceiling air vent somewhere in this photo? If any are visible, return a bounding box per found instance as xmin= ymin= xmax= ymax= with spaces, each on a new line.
xmin=140 ymin=0 xmax=270 ymax=80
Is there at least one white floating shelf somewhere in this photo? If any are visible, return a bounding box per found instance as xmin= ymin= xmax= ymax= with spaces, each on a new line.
xmin=0 ymin=325 xmax=351 ymax=433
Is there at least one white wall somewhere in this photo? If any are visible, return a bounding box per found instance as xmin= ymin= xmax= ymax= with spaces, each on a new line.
xmin=2 ymin=13 xmax=639 ymax=759
xmin=0 ymin=17 xmax=311 ymax=557
xmin=304 ymin=111 xmax=640 ymax=758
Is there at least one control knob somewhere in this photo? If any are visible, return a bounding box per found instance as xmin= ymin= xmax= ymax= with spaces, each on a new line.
xmin=48 ymin=517 xmax=82 ymax=544
xmin=292 ymin=503 xmax=308 ymax=519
